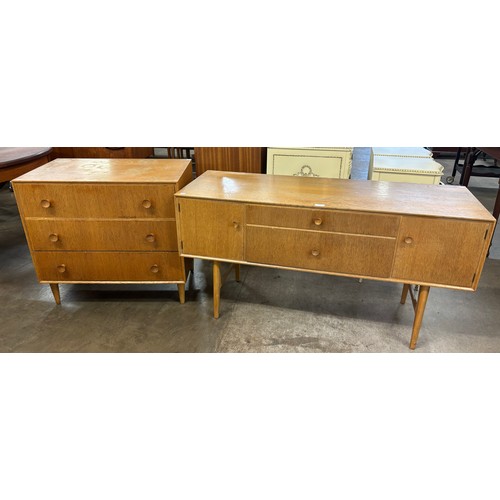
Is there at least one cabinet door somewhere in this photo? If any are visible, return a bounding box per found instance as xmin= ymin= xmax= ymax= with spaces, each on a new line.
xmin=178 ymin=199 xmax=244 ymax=261
xmin=392 ymin=216 xmax=490 ymax=288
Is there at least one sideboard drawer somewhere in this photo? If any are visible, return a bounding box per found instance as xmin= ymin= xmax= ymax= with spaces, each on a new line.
xmin=25 ymin=219 xmax=178 ymax=251
xmin=246 ymin=226 xmax=396 ymax=277
xmin=14 ymin=183 xmax=176 ymax=218
xmin=247 ymin=204 xmax=400 ymax=237
xmin=32 ymin=251 xmax=184 ymax=282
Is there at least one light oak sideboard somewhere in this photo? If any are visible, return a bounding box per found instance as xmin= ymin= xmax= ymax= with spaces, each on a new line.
xmin=12 ymin=158 xmax=193 ymax=304
xmin=175 ymin=171 xmax=496 ymax=349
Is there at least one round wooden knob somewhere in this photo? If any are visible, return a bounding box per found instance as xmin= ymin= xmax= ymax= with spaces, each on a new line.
xmin=311 ymin=249 xmax=320 ymax=257
xmin=41 ymin=199 xmax=51 ymax=208
xmin=233 ymin=221 xmax=240 ymax=229
xmin=150 ymin=264 xmax=159 ymax=273
xmin=313 ymin=218 xmax=323 ymax=226
xmin=145 ymin=233 xmax=155 ymax=242
xmin=57 ymin=264 xmax=66 ymax=273
xmin=49 ymin=233 xmax=59 ymax=242
xmin=142 ymin=199 xmax=152 ymax=209
xmin=404 ymin=237 xmax=413 ymax=244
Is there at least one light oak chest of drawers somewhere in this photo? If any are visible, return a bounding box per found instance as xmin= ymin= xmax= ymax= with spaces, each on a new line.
xmin=175 ymin=171 xmax=496 ymax=349
xmin=12 ymin=158 xmax=193 ymax=304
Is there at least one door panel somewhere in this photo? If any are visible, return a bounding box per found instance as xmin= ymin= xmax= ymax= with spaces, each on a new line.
xmin=178 ymin=199 xmax=244 ymax=261
xmin=392 ymin=216 xmax=490 ymax=287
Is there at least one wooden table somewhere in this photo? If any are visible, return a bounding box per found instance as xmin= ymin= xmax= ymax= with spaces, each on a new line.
xmin=0 ymin=147 xmax=52 ymax=183
xmin=175 ymin=171 xmax=496 ymax=349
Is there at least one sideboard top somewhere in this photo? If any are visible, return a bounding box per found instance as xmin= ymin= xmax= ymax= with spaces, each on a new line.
xmin=12 ymin=158 xmax=192 ymax=184
xmin=175 ymin=170 xmax=496 ymax=222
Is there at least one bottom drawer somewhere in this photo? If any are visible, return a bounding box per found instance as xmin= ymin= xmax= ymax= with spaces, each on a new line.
xmin=246 ymin=226 xmax=395 ymax=278
xmin=32 ymin=251 xmax=184 ymax=282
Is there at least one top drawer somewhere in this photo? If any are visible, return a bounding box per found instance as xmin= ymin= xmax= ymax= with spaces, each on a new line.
xmin=13 ymin=183 xmax=176 ymax=219
xmin=247 ymin=204 xmax=400 ymax=237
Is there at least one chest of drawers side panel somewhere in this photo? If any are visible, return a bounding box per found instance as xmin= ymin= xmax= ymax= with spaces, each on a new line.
xmin=391 ymin=216 xmax=493 ymax=288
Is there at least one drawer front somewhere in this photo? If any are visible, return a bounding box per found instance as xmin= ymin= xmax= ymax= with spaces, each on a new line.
xmin=392 ymin=216 xmax=491 ymax=287
xmin=247 ymin=205 xmax=400 ymax=237
xmin=178 ymin=199 xmax=245 ymax=261
xmin=25 ymin=220 xmax=178 ymax=251
xmin=14 ymin=183 xmax=175 ymax=218
xmin=267 ymin=153 xmax=348 ymax=178
xmin=246 ymin=226 xmax=396 ymax=278
xmin=32 ymin=251 xmax=184 ymax=282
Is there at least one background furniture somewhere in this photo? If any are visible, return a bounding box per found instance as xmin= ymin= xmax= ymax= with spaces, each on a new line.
xmin=266 ymin=147 xmax=353 ymax=178
xmin=154 ymin=147 xmax=193 ymax=160
xmin=368 ymin=155 xmax=444 ymax=184
xmin=450 ymin=147 xmax=500 ymax=187
xmin=50 ymin=147 xmax=154 ymax=160
xmin=0 ymin=147 xmax=52 ymax=184
xmin=194 ymin=147 xmax=266 ymax=177
xmin=371 ymin=147 xmax=432 ymax=158
xmin=427 ymin=147 xmax=462 ymax=158
xmin=460 ymin=147 xmax=500 ymax=221
xmin=12 ymin=158 xmax=193 ymax=304
xmin=175 ymin=171 xmax=495 ymax=349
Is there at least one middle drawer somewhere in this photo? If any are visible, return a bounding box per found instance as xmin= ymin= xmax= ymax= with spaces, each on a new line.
xmin=247 ymin=204 xmax=400 ymax=237
xmin=25 ymin=219 xmax=178 ymax=251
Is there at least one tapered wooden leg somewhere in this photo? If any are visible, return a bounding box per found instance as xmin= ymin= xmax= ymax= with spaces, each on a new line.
xmin=177 ymin=283 xmax=185 ymax=304
xmin=409 ymin=285 xmax=430 ymax=350
xmin=213 ymin=260 xmax=221 ymax=319
xmin=234 ymin=263 xmax=240 ymax=282
xmin=400 ymin=283 xmax=410 ymax=304
xmin=50 ymin=283 xmax=61 ymax=305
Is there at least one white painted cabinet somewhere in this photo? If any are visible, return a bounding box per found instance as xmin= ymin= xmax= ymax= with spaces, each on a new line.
xmin=266 ymin=147 xmax=353 ymax=179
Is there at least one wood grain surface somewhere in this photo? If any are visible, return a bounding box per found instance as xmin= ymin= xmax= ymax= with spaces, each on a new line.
xmin=13 ymin=158 xmax=192 ymax=184
xmin=175 ymin=170 xmax=495 ymax=222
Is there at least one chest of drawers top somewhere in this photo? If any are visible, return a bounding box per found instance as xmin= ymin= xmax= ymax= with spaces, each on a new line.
xmin=175 ymin=170 xmax=495 ymax=222
xmin=13 ymin=158 xmax=192 ymax=184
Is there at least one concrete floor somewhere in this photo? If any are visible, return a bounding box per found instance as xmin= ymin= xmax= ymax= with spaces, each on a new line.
xmin=1 ymin=149 xmax=499 ymax=352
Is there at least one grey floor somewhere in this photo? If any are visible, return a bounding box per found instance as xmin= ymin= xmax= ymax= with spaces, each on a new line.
xmin=1 ymin=149 xmax=499 ymax=352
